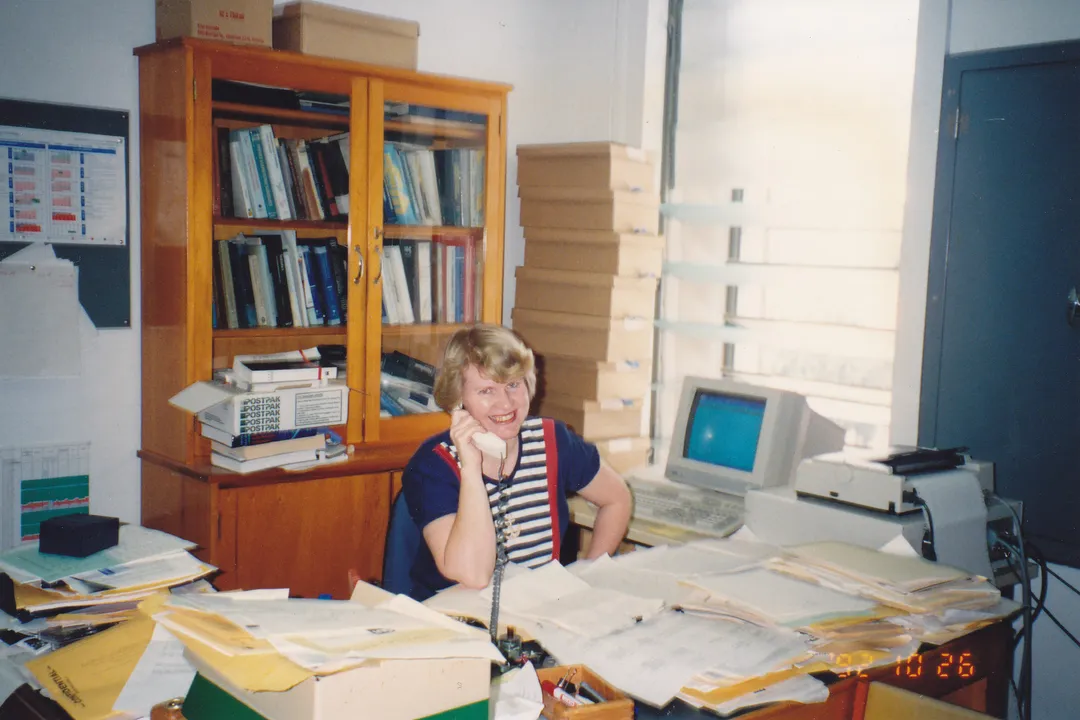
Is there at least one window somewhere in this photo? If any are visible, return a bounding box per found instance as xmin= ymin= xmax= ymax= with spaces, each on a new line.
xmin=655 ymin=0 xmax=919 ymax=452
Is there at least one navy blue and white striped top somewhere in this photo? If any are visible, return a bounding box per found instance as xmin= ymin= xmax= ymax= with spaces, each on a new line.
xmin=402 ymin=416 xmax=600 ymax=600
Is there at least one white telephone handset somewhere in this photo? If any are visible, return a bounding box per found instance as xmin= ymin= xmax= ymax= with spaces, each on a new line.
xmin=472 ymin=431 xmax=507 ymax=459
xmin=454 ymin=405 xmax=507 ymax=459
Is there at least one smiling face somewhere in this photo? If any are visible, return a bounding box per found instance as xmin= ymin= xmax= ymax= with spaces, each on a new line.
xmin=460 ymin=364 xmax=530 ymax=440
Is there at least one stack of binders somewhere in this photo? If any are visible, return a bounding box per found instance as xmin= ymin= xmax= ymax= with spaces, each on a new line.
xmin=512 ymin=142 xmax=664 ymax=474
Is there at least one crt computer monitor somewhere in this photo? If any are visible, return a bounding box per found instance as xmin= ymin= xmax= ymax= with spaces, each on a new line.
xmin=664 ymin=376 xmax=846 ymax=498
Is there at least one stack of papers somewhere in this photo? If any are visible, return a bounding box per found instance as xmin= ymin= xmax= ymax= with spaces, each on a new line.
xmin=679 ymin=567 xmax=883 ymax=628
xmin=478 ymin=562 xmax=665 ymax=638
xmin=154 ymin=587 xmax=503 ymax=694
xmin=765 ymin=542 xmax=1018 ymax=648
xmin=534 ymin=610 xmax=814 ymax=708
xmin=0 ymin=525 xmax=216 ymax=616
xmin=768 ymin=542 xmax=1004 ymax=615
xmin=422 ymin=536 xmax=1018 ymax=716
xmin=426 ymin=561 xmax=666 ymax=640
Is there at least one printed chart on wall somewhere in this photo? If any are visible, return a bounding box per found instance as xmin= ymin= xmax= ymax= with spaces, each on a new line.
xmin=0 ymin=98 xmax=131 ymax=328
xmin=0 ymin=125 xmax=126 ymax=246
xmin=0 ymin=443 xmax=90 ymax=552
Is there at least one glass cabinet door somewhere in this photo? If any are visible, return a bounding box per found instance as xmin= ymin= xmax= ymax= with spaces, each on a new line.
xmin=204 ymin=66 xmax=359 ymax=454
xmin=363 ymin=82 xmax=504 ymax=441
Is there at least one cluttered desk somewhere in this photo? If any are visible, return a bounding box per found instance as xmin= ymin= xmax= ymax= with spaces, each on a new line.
xmin=0 ymin=377 xmax=1022 ymax=720
xmin=572 ymin=375 xmax=1023 ymax=588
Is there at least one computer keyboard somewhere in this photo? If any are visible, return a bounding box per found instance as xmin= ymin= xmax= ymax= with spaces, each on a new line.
xmin=630 ymin=479 xmax=745 ymax=537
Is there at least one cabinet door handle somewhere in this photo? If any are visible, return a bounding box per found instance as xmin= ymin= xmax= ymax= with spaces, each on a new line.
xmin=373 ymin=244 xmax=382 ymax=285
xmin=352 ymin=245 xmax=365 ymax=284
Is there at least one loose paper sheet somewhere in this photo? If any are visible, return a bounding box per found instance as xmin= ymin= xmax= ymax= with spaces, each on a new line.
xmin=26 ymin=616 xmax=156 ymax=720
xmin=0 ymin=525 xmax=196 ymax=583
xmin=685 ymin=567 xmax=879 ymax=626
xmin=0 ymin=249 xmax=80 ymax=377
xmin=536 ymin=611 xmax=810 ymax=707
xmin=113 ymin=624 xmax=195 ymax=717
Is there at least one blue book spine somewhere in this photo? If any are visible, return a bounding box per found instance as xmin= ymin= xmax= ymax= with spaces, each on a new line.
xmin=384 ymin=145 xmax=420 ymax=224
xmin=454 ymin=245 xmax=465 ymax=322
xmin=380 ymin=390 xmax=406 ymax=416
xmin=232 ymin=427 xmax=320 ymax=447
xmin=298 ymin=244 xmax=326 ymax=325
xmin=310 ymin=244 xmax=342 ymax=326
xmin=383 ymin=181 xmax=397 ymax=224
xmin=228 ymin=241 xmax=259 ymax=328
xmin=247 ymin=129 xmax=277 ymax=219
xmin=450 ymin=149 xmax=464 ymax=227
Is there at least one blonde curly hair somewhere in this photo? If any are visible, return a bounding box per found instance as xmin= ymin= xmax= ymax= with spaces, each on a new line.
xmin=433 ymin=324 xmax=536 ymax=411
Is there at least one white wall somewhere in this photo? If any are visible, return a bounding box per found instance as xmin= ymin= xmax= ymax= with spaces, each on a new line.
xmin=949 ymin=0 xmax=1080 ymax=54
xmin=0 ymin=0 xmax=152 ymax=525
xmin=894 ymin=3 xmax=1080 ymax=718
xmin=0 ymin=0 xmax=658 ymax=524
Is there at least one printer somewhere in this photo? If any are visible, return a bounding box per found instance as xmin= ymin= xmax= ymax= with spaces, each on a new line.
xmin=745 ymin=447 xmax=1017 ymax=584
xmin=792 ymin=447 xmax=994 ymax=514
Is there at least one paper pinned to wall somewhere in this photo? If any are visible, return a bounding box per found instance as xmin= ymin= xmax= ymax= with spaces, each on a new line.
xmin=0 ymin=441 xmax=90 ymax=552
xmin=0 ymin=244 xmax=81 ymax=377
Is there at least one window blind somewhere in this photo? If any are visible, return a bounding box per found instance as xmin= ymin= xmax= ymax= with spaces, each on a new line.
xmin=655 ymin=0 xmax=919 ymax=450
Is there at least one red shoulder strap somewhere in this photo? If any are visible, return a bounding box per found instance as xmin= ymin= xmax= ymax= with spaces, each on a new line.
xmin=543 ymin=418 xmax=561 ymax=560
xmin=433 ymin=444 xmax=461 ymax=479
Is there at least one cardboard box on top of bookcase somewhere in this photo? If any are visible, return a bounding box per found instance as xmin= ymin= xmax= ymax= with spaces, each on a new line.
xmin=514 ymin=142 xmax=660 ymax=453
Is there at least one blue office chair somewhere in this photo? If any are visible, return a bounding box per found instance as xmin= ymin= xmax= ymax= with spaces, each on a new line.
xmin=382 ymin=491 xmax=424 ymax=598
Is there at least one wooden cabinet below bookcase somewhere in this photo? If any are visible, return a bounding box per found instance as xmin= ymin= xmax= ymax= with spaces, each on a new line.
xmin=140 ymin=452 xmax=399 ymax=599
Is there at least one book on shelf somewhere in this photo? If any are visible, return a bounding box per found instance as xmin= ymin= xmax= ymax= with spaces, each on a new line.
xmin=297 ymin=244 xmax=327 ymax=326
xmin=210 ymin=448 xmax=320 ymax=474
xmin=381 ymin=143 xmax=485 ymax=228
xmin=200 ymin=424 xmax=323 ymax=448
xmin=377 ymin=236 xmax=478 ymax=326
xmin=298 ymin=93 xmax=349 ymax=116
xmin=210 ymin=432 xmax=326 ymax=462
xmin=218 ymin=125 xmax=350 ymax=223
xmin=385 ymin=244 xmax=414 ymax=325
xmin=381 ymin=374 xmax=439 ymax=415
xmin=211 ymin=234 xmax=347 ymax=330
xmin=220 ymin=120 xmax=487 ymax=228
xmin=381 ymin=350 xmax=436 ymax=388
xmin=244 ymin=239 xmax=276 ymax=328
xmin=308 ymin=242 xmax=342 ymax=326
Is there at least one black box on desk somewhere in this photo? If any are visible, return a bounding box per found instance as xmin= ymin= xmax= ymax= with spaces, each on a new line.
xmin=39 ymin=514 xmax=119 ymax=558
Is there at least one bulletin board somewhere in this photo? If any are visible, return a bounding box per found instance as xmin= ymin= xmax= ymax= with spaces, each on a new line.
xmin=0 ymin=98 xmax=131 ymax=328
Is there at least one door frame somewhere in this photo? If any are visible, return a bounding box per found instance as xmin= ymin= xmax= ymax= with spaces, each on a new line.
xmin=919 ymin=39 xmax=1080 ymax=442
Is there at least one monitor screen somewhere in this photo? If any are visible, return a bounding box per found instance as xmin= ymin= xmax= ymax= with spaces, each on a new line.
xmin=684 ymin=391 xmax=766 ymax=473
xmin=665 ymin=376 xmax=845 ymax=497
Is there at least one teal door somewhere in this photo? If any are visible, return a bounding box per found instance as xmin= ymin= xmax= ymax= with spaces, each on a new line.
xmin=921 ymin=42 xmax=1080 ymax=567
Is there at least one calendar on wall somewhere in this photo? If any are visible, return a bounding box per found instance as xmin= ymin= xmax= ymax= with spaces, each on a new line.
xmin=0 ymin=441 xmax=90 ymax=550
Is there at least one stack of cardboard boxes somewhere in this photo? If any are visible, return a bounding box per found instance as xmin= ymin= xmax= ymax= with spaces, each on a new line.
xmin=512 ymin=143 xmax=664 ymax=475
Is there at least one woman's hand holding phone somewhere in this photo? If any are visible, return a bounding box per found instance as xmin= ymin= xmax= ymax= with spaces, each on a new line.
xmin=450 ymin=407 xmax=506 ymax=473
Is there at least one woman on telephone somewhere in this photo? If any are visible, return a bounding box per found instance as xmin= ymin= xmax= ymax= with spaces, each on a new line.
xmin=401 ymin=323 xmax=632 ymax=600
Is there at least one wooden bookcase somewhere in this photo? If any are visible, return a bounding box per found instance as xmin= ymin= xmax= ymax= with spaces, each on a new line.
xmin=134 ymin=38 xmax=509 ymax=597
